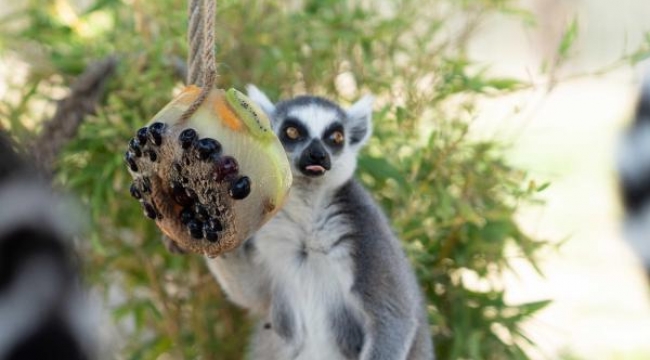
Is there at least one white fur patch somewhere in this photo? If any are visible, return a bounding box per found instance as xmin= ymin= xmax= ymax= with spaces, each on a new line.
xmin=286 ymin=104 xmax=342 ymax=139
xmin=253 ymin=186 xmax=361 ymax=359
xmin=346 ymin=95 xmax=374 ymax=148
xmin=347 ymin=95 xmax=374 ymax=120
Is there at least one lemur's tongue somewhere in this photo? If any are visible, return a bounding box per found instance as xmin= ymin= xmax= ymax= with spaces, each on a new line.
xmin=306 ymin=165 xmax=326 ymax=173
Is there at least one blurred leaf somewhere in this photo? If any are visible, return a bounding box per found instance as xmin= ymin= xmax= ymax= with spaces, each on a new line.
xmin=558 ymin=16 xmax=579 ymax=61
xmin=358 ymin=155 xmax=407 ymax=187
xmin=484 ymin=77 xmax=524 ymax=91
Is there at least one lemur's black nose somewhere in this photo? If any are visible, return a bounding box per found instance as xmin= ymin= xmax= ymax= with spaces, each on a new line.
xmin=308 ymin=145 xmax=327 ymax=162
xmin=299 ymin=140 xmax=331 ymax=177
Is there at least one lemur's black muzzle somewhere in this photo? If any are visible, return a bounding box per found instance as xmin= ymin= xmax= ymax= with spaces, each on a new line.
xmin=298 ymin=140 xmax=331 ymax=177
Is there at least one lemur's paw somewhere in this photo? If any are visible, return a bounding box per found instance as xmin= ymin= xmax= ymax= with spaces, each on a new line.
xmin=161 ymin=234 xmax=187 ymax=254
xmin=126 ymin=86 xmax=292 ymax=257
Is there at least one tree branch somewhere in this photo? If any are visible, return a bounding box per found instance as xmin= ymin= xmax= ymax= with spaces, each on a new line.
xmin=30 ymin=56 xmax=118 ymax=174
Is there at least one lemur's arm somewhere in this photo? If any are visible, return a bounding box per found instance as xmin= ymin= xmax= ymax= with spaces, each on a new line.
xmin=338 ymin=239 xmax=423 ymax=360
xmin=205 ymin=238 xmax=270 ymax=314
xmin=358 ymin=277 xmax=422 ymax=360
xmin=337 ymin=181 xmax=432 ymax=360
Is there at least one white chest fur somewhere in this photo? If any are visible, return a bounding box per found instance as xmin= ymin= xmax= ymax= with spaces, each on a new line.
xmin=254 ymin=187 xmax=360 ymax=358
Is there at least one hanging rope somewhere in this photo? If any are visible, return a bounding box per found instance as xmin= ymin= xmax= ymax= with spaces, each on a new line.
xmin=181 ymin=0 xmax=218 ymax=123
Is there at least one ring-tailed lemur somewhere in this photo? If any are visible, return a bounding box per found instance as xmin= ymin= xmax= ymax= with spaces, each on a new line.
xmin=205 ymin=86 xmax=434 ymax=359
xmin=0 ymin=133 xmax=96 ymax=360
xmin=619 ymin=75 xmax=650 ymax=276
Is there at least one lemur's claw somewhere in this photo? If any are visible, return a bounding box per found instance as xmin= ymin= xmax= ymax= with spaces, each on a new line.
xmin=161 ymin=235 xmax=187 ymax=254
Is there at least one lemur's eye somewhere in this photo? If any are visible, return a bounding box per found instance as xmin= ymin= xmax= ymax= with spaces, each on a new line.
xmin=285 ymin=126 xmax=300 ymax=140
xmin=329 ymin=130 xmax=344 ymax=145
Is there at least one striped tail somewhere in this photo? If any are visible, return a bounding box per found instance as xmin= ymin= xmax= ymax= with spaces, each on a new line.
xmin=0 ymin=132 xmax=96 ymax=360
xmin=619 ymin=76 xmax=650 ymax=272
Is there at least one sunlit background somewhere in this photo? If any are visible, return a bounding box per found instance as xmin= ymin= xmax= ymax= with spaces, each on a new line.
xmin=470 ymin=0 xmax=650 ymax=358
xmin=1 ymin=0 xmax=650 ymax=359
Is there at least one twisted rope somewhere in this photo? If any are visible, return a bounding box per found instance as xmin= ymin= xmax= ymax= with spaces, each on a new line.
xmin=186 ymin=0 xmax=204 ymax=86
xmin=181 ymin=0 xmax=217 ymax=123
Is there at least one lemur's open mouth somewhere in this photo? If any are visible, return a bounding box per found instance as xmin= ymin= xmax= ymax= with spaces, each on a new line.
xmin=302 ymin=164 xmax=328 ymax=177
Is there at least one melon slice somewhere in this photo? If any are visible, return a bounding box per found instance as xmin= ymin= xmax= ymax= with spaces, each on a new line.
xmin=125 ymin=86 xmax=292 ymax=257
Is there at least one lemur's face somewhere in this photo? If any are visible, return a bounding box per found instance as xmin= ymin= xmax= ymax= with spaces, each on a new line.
xmin=275 ymin=99 xmax=348 ymax=179
xmin=246 ymin=86 xmax=373 ymax=189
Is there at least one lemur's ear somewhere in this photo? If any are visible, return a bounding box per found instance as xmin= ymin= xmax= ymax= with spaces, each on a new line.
xmin=346 ymin=94 xmax=374 ymax=148
xmin=246 ymin=84 xmax=276 ymax=117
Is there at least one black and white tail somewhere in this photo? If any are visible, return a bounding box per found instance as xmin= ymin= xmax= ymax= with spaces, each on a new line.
xmin=619 ymin=76 xmax=650 ymax=273
xmin=0 ymin=133 xmax=96 ymax=360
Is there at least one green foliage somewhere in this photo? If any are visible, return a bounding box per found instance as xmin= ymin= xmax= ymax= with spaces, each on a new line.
xmin=1 ymin=0 xmax=553 ymax=358
xmin=557 ymin=16 xmax=579 ymax=61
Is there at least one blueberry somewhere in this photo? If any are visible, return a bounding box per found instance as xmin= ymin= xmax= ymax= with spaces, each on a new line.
xmin=203 ymin=219 xmax=222 ymax=242
xmin=196 ymin=138 xmax=222 ymax=160
xmin=213 ymin=156 xmax=239 ymax=181
xmin=205 ymin=218 xmax=223 ymax=232
xmin=195 ymin=204 xmax=209 ymax=221
xmin=136 ymin=127 xmax=148 ymax=145
xmin=143 ymin=202 xmax=157 ymax=219
xmin=205 ymin=231 xmax=219 ymax=242
xmin=180 ymin=207 xmax=194 ymax=224
xmin=187 ymin=220 xmax=204 ymax=239
xmin=146 ymin=150 xmax=157 ymax=162
xmin=171 ymin=182 xmax=193 ymax=206
xmin=179 ymin=128 xmax=198 ymax=150
xmin=229 ymin=176 xmax=251 ymax=200
xmin=125 ymin=152 xmax=138 ymax=172
xmin=130 ymin=183 xmax=142 ymax=200
xmin=148 ymin=122 xmax=166 ymax=146
xmin=128 ymin=138 xmax=142 ymax=157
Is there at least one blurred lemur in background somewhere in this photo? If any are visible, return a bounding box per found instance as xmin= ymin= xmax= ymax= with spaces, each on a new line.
xmin=206 ymin=86 xmax=434 ymax=359
xmin=0 ymin=133 xmax=96 ymax=360
xmin=619 ymin=75 xmax=650 ymax=277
